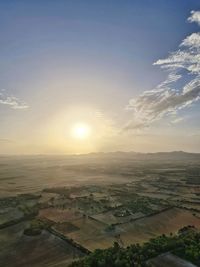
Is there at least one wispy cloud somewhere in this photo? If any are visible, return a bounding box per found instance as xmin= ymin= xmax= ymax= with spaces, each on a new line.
xmin=0 ymin=138 xmax=14 ymax=143
xmin=0 ymin=89 xmax=28 ymax=109
xmin=126 ymin=10 xmax=200 ymax=130
xmin=171 ymin=117 xmax=185 ymax=124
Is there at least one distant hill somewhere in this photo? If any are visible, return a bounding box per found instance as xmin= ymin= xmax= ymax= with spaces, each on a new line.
xmin=78 ymin=151 xmax=200 ymax=161
xmin=0 ymin=151 xmax=200 ymax=163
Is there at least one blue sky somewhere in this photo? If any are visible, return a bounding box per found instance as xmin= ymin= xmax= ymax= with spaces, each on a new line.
xmin=0 ymin=0 xmax=200 ymax=153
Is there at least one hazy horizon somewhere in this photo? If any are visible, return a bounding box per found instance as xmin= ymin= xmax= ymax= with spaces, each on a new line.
xmin=1 ymin=150 xmax=200 ymax=157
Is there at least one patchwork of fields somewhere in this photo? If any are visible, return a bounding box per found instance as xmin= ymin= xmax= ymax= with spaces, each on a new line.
xmin=0 ymin=153 xmax=200 ymax=266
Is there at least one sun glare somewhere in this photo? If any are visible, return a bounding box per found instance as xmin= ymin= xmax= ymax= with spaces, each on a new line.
xmin=71 ymin=123 xmax=91 ymax=140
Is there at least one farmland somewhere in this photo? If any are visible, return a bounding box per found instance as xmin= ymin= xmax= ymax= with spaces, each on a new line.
xmin=0 ymin=222 xmax=83 ymax=267
xmin=0 ymin=152 xmax=200 ymax=266
xmin=119 ymin=207 xmax=200 ymax=245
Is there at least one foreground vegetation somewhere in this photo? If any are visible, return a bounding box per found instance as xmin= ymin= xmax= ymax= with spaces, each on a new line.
xmin=70 ymin=227 xmax=200 ymax=267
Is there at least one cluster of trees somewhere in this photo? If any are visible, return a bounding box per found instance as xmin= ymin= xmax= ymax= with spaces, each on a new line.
xmin=24 ymin=219 xmax=43 ymax=236
xmin=0 ymin=193 xmax=39 ymax=209
xmin=124 ymin=197 xmax=158 ymax=215
xmin=70 ymin=228 xmax=200 ymax=267
xmin=19 ymin=203 xmax=39 ymax=217
xmin=24 ymin=218 xmax=53 ymax=236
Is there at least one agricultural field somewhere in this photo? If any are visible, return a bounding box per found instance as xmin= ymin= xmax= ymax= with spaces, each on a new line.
xmin=65 ymin=217 xmax=115 ymax=251
xmin=0 ymin=207 xmax=24 ymax=225
xmin=39 ymin=208 xmax=82 ymax=223
xmin=0 ymin=221 xmax=83 ymax=267
xmin=146 ymin=252 xmax=197 ymax=267
xmin=119 ymin=208 xmax=200 ymax=245
xmin=92 ymin=210 xmax=143 ymax=225
xmin=0 ymin=152 xmax=200 ymax=265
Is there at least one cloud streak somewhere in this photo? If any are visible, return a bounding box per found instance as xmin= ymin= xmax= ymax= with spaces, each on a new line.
xmin=0 ymin=138 xmax=14 ymax=143
xmin=0 ymin=90 xmax=28 ymax=109
xmin=126 ymin=10 xmax=200 ymax=130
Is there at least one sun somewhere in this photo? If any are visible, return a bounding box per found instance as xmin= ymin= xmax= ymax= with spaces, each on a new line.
xmin=71 ymin=122 xmax=91 ymax=140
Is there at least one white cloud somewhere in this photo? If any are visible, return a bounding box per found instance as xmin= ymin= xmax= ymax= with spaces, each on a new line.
xmin=171 ymin=117 xmax=184 ymax=124
xmin=188 ymin=10 xmax=200 ymax=26
xmin=157 ymin=72 xmax=182 ymax=88
xmin=0 ymin=90 xmax=29 ymax=109
xmin=181 ymin=32 xmax=200 ymax=49
xmin=126 ymin=10 xmax=200 ymax=130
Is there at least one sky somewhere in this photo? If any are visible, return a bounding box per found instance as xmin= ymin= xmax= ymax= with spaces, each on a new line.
xmin=0 ymin=0 xmax=200 ymax=154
